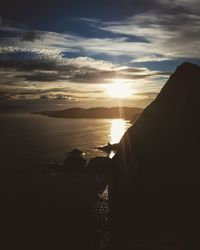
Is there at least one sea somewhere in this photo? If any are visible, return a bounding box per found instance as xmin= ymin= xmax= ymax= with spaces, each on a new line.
xmin=0 ymin=113 xmax=131 ymax=170
xmin=0 ymin=113 xmax=132 ymax=249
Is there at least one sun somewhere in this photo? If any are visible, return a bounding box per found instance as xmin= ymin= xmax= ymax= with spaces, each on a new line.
xmin=106 ymin=80 xmax=131 ymax=99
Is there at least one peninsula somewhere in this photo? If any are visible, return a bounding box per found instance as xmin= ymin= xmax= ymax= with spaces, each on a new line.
xmin=33 ymin=107 xmax=143 ymax=121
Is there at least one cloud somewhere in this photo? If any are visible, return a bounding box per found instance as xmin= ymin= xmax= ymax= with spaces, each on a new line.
xmin=0 ymin=16 xmax=45 ymax=45
xmin=161 ymin=0 xmax=200 ymax=12
xmin=133 ymin=91 xmax=158 ymax=99
xmin=0 ymin=92 xmax=13 ymax=100
xmin=0 ymin=88 xmax=78 ymax=102
xmin=131 ymin=55 xmax=171 ymax=63
xmin=1 ymin=8 xmax=200 ymax=63
xmin=100 ymin=11 xmax=200 ymax=60
xmin=0 ymin=46 xmax=169 ymax=84
xmin=20 ymin=31 xmax=44 ymax=42
xmin=39 ymin=94 xmax=77 ymax=101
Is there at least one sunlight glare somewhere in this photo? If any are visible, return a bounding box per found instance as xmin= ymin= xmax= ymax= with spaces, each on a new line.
xmin=106 ymin=80 xmax=131 ymax=98
xmin=109 ymin=119 xmax=126 ymax=144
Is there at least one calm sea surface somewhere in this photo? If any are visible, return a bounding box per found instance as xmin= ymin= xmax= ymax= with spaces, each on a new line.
xmin=0 ymin=113 xmax=131 ymax=169
xmin=0 ymin=113 xmax=130 ymax=248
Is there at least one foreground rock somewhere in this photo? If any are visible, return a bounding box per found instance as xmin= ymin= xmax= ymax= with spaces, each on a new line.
xmin=112 ymin=62 xmax=200 ymax=220
xmin=63 ymin=149 xmax=87 ymax=172
xmin=97 ymin=142 xmax=119 ymax=153
xmin=87 ymin=157 xmax=113 ymax=196
xmin=87 ymin=156 xmax=113 ymax=175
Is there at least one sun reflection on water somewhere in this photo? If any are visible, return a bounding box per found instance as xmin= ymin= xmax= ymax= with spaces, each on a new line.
xmin=109 ymin=119 xmax=126 ymax=144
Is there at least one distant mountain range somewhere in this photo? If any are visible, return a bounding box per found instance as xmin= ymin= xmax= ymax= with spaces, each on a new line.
xmin=33 ymin=107 xmax=143 ymax=121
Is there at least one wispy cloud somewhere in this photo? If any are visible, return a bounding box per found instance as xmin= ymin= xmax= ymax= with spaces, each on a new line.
xmin=0 ymin=44 xmax=168 ymax=85
xmin=1 ymin=9 xmax=200 ymax=62
xmin=100 ymin=11 xmax=200 ymax=61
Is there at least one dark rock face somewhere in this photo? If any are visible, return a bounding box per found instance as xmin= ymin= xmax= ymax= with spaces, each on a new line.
xmin=112 ymin=62 xmax=200 ymax=219
xmin=87 ymin=157 xmax=113 ymax=175
xmin=64 ymin=149 xmax=86 ymax=172
xmin=87 ymin=157 xmax=113 ymax=196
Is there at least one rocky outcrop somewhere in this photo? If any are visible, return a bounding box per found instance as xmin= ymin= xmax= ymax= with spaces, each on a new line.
xmin=97 ymin=143 xmax=119 ymax=153
xmin=111 ymin=62 xmax=200 ymax=219
xmin=87 ymin=157 xmax=113 ymax=175
xmin=63 ymin=149 xmax=87 ymax=172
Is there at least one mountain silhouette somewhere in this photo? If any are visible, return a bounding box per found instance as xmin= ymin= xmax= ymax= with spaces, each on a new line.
xmin=34 ymin=107 xmax=142 ymax=120
xmin=111 ymin=62 xmax=200 ymax=221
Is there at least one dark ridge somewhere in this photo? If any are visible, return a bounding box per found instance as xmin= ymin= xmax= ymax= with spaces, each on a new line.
xmin=111 ymin=62 xmax=200 ymax=225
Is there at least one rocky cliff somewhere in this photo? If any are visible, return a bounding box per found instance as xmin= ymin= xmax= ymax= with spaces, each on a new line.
xmin=112 ymin=62 xmax=200 ymax=219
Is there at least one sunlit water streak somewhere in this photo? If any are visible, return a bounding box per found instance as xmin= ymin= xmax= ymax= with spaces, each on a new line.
xmin=0 ymin=114 xmax=131 ymax=249
xmin=91 ymin=186 xmax=110 ymax=250
xmin=93 ymin=120 xmax=130 ymax=249
xmin=109 ymin=119 xmax=126 ymax=144
xmin=108 ymin=119 xmax=128 ymax=159
xmin=0 ymin=114 xmax=130 ymax=167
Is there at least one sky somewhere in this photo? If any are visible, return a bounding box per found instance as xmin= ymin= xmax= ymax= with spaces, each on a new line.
xmin=0 ymin=0 xmax=200 ymax=112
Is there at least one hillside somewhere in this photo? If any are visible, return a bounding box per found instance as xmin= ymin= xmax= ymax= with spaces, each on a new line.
xmin=33 ymin=107 xmax=143 ymax=121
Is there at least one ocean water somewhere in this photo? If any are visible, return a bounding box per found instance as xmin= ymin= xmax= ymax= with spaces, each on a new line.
xmin=0 ymin=113 xmax=131 ymax=169
xmin=0 ymin=113 xmax=131 ymax=248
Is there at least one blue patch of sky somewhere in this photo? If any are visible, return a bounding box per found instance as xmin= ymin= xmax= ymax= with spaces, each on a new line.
xmin=131 ymin=59 xmax=200 ymax=72
xmin=0 ymin=30 xmax=21 ymax=38
xmin=62 ymin=52 xmax=82 ymax=58
xmin=20 ymin=1 xmax=139 ymax=30
xmin=42 ymin=17 xmax=149 ymax=43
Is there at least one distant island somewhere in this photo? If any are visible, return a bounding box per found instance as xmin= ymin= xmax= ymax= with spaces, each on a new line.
xmin=33 ymin=107 xmax=143 ymax=121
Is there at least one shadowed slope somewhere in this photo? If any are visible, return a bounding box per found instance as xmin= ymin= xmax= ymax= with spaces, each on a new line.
xmin=112 ymin=62 xmax=200 ymax=219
